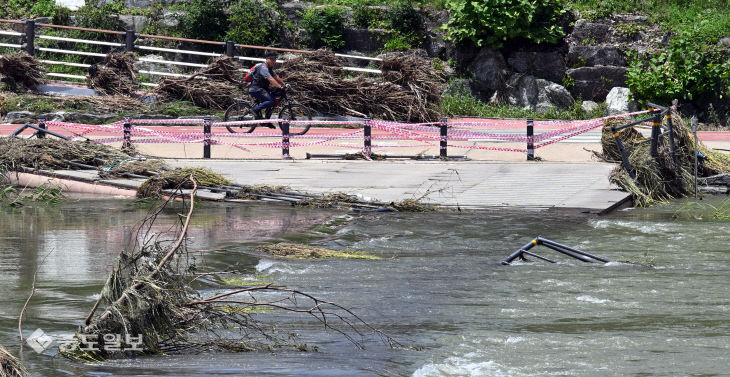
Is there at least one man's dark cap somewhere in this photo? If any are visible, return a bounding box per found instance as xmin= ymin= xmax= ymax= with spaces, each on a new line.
xmin=265 ymin=51 xmax=278 ymax=59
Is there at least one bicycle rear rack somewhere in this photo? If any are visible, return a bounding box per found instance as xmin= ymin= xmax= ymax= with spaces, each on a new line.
xmin=501 ymin=236 xmax=611 ymax=265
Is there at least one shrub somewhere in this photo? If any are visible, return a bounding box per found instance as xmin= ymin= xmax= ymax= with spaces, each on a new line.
xmin=227 ymin=0 xmax=281 ymax=46
xmin=74 ymin=0 xmax=126 ymax=32
xmin=387 ymin=2 xmax=421 ymax=33
xmin=443 ymin=0 xmax=568 ymax=49
xmin=381 ymin=32 xmax=423 ymax=52
xmin=626 ymin=27 xmax=730 ymax=104
xmin=175 ymin=0 xmax=228 ymax=41
xmin=300 ymin=5 xmax=346 ymax=49
xmin=352 ymin=4 xmax=378 ymax=28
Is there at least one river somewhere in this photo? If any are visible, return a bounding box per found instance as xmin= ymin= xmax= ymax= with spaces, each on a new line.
xmin=1 ymin=198 xmax=728 ymax=376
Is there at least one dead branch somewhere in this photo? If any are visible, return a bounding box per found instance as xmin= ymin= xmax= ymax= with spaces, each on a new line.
xmin=18 ymin=250 xmax=53 ymax=342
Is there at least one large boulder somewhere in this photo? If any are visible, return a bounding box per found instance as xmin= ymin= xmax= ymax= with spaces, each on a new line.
xmin=581 ymin=100 xmax=600 ymax=113
xmin=490 ymin=74 xmax=574 ymax=113
xmin=567 ymin=46 xmax=626 ymax=67
xmin=4 ymin=111 xmax=35 ymax=122
xmin=506 ymin=51 xmax=566 ymax=83
xmin=567 ymin=66 xmax=627 ymax=101
xmin=568 ymin=19 xmax=612 ymax=45
xmin=605 ymin=87 xmax=638 ymax=115
xmin=117 ymin=15 xmax=149 ymax=33
xmin=442 ymin=78 xmax=477 ymax=97
xmin=467 ymin=48 xmax=511 ymax=96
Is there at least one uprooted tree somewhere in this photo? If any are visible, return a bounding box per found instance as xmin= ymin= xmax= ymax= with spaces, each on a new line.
xmin=60 ymin=177 xmax=396 ymax=361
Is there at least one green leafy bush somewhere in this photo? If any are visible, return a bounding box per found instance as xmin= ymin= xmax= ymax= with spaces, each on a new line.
xmin=300 ymin=5 xmax=346 ymax=49
xmin=74 ymin=0 xmax=126 ymax=32
xmin=352 ymin=4 xmax=380 ymax=28
xmin=626 ymin=27 xmax=730 ymax=104
xmin=381 ymin=32 xmax=423 ymax=52
xmin=175 ymin=0 xmax=229 ymax=41
xmin=387 ymin=2 xmax=421 ymax=33
xmin=227 ymin=0 xmax=281 ymax=46
xmin=0 ymin=0 xmax=59 ymax=18
xmin=443 ymin=0 xmax=568 ymax=48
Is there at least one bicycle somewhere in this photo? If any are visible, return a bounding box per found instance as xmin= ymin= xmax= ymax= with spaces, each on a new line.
xmin=224 ymin=88 xmax=313 ymax=135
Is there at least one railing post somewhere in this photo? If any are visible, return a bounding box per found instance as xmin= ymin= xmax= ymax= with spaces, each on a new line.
xmin=526 ymin=118 xmax=534 ymax=160
xmin=23 ymin=19 xmax=35 ymax=56
xmin=37 ymin=116 xmax=46 ymax=138
xmin=440 ymin=117 xmax=448 ymax=158
xmin=123 ymin=115 xmax=132 ymax=149
xmin=612 ymin=126 xmax=635 ymax=179
xmin=363 ymin=117 xmax=372 ymax=159
xmin=667 ymin=100 xmax=678 ymax=167
xmin=203 ymin=116 xmax=212 ymax=159
xmin=281 ymin=119 xmax=291 ymax=159
xmin=125 ymin=30 xmax=136 ymax=52
xmin=649 ymin=107 xmax=661 ymax=158
xmin=225 ymin=41 xmax=235 ymax=57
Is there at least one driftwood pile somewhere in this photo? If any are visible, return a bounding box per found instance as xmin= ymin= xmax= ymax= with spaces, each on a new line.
xmin=279 ymin=50 xmax=445 ymax=122
xmin=0 ymin=345 xmax=26 ymax=377
xmin=0 ymin=137 xmax=129 ymax=171
xmin=154 ymin=56 xmax=242 ymax=109
xmin=0 ymin=52 xmax=45 ymax=90
xmin=603 ymin=112 xmax=730 ymax=206
xmin=87 ymin=52 xmax=138 ymax=96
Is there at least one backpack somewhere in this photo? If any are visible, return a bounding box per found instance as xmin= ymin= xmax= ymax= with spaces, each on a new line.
xmin=244 ymin=63 xmax=263 ymax=82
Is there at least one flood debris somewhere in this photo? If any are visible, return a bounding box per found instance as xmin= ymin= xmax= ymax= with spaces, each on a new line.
xmin=98 ymin=158 xmax=168 ymax=179
xmin=233 ymin=184 xmax=292 ymax=200
xmin=343 ymin=151 xmax=386 ymax=160
xmin=154 ymin=56 xmax=242 ymax=109
xmin=0 ymin=52 xmax=45 ymax=90
xmin=0 ymin=137 xmax=130 ymax=171
xmin=0 ymin=345 xmax=26 ymax=377
xmin=137 ymin=167 xmax=232 ymax=198
xmin=87 ymin=52 xmax=138 ymax=96
xmin=254 ymin=242 xmax=380 ymax=260
xmin=388 ymin=198 xmax=437 ymax=212
xmin=602 ymin=112 xmax=730 ymax=206
xmin=279 ymin=50 xmax=445 ymax=122
xmin=60 ymin=178 xmax=396 ymax=361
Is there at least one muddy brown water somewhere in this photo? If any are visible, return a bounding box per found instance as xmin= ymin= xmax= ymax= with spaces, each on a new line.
xmin=0 ymin=198 xmax=728 ymax=376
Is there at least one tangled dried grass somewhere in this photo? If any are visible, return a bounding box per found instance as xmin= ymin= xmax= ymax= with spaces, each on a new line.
xmin=0 ymin=52 xmax=45 ymax=90
xmin=279 ymin=50 xmax=445 ymax=122
xmin=233 ymin=184 xmax=291 ymax=200
xmin=98 ymin=158 xmax=168 ymax=179
xmin=605 ymin=111 xmax=730 ymax=206
xmin=137 ymin=167 xmax=232 ymax=198
xmin=0 ymin=137 xmax=130 ymax=171
xmin=0 ymin=345 xmax=26 ymax=377
xmin=155 ymin=56 xmax=243 ymax=109
xmin=60 ymin=181 xmax=396 ymax=361
xmin=254 ymin=242 xmax=380 ymax=259
xmin=87 ymin=52 xmax=138 ymax=96
xmin=599 ymin=118 xmax=646 ymax=162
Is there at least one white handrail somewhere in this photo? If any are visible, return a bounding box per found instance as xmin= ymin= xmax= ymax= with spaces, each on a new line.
xmin=45 ymin=72 xmax=86 ymax=80
xmin=38 ymin=35 xmax=124 ymax=47
xmin=140 ymin=82 xmax=159 ymax=87
xmin=137 ymin=57 xmax=207 ymax=68
xmin=40 ymin=59 xmax=92 ymax=68
xmin=137 ymin=69 xmax=191 ymax=78
xmin=0 ymin=43 xmax=21 ymax=49
xmin=38 ymin=47 xmax=106 ymax=57
xmin=137 ymin=45 xmax=221 ymax=57
xmin=343 ymin=67 xmax=381 ymax=74
xmin=335 ymin=53 xmax=382 ymax=62
xmin=0 ymin=30 xmax=23 ymax=37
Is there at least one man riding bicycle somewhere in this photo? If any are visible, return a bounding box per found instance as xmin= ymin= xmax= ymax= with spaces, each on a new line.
xmin=248 ymin=51 xmax=289 ymax=122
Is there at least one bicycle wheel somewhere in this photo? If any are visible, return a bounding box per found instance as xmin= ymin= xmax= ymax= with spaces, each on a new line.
xmin=278 ymin=104 xmax=313 ymax=136
xmin=224 ymin=102 xmax=258 ymax=133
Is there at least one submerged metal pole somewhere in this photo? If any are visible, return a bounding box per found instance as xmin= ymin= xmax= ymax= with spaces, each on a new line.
xmin=281 ymin=119 xmax=291 ymax=159
xmin=537 ymin=236 xmax=611 ymax=263
xmin=501 ymin=239 xmax=538 ymax=265
xmin=692 ymin=116 xmax=698 ymax=199
xmin=440 ymin=117 xmax=448 ymax=158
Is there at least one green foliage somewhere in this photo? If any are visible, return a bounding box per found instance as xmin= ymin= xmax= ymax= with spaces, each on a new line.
xmin=614 ymin=23 xmax=644 ymax=38
xmin=227 ymin=0 xmax=281 ymax=46
xmin=300 ymin=5 xmax=346 ymax=49
xmin=625 ymin=27 xmax=730 ymax=104
xmin=175 ymin=0 xmax=229 ymax=41
xmin=74 ymin=0 xmax=126 ymax=33
xmin=440 ymin=83 xmax=606 ymax=120
xmin=352 ymin=4 xmax=381 ymax=28
xmin=444 ymin=0 xmax=568 ymax=48
xmin=381 ymin=32 xmax=422 ymax=52
xmin=159 ymin=101 xmax=210 ymax=117
xmin=561 ymin=75 xmax=575 ymax=89
xmin=387 ymin=2 xmax=421 ymax=33
xmin=0 ymin=0 xmax=60 ymax=18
